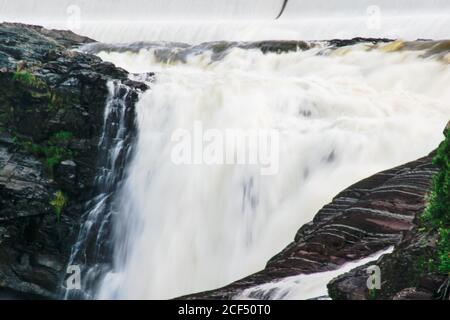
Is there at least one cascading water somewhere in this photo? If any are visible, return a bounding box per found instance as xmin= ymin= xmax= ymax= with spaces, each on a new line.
xmin=83 ymin=42 xmax=449 ymax=299
xmin=64 ymin=81 xmax=136 ymax=299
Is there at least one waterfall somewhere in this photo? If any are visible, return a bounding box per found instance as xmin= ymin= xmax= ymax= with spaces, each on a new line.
xmin=64 ymin=81 xmax=136 ymax=299
xmin=88 ymin=42 xmax=449 ymax=299
xmin=4 ymin=0 xmax=447 ymax=300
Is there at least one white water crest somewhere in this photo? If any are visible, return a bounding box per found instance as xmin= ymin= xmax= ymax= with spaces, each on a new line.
xmin=1 ymin=0 xmax=450 ymax=42
xmin=92 ymin=43 xmax=449 ymax=299
xmin=236 ymin=247 xmax=394 ymax=300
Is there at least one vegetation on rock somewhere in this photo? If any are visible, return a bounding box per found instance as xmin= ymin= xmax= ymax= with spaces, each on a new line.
xmin=437 ymin=228 xmax=450 ymax=273
xmin=17 ymin=130 xmax=74 ymax=174
xmin=422 ymin=128 xmax=450 ymax=274
xmin=12 ymin=69 xmax=46 ymax=89
xmin=50 ymin=190 xmax=67 ymax=220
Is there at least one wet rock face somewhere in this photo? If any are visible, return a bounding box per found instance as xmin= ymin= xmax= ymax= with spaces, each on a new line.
xmin=327 ymin=223 xmax=449 ymax=300
xmin=0 ymin=23 xmax=145 ymax=298
xmin=328 ymin=37 xmax=392 ymax=47
xmin=0 ymin=22 xmax=94 ymax=70
xmin=0 ymin=146 xmax=68 ymax=297
xmin=182 ymin=154 xmax=438 ymax=299
xmin=83 ymin=40 xmax=312 ymax=65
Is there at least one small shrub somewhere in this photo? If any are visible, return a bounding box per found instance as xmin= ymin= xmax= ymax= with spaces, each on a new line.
xmin=422 ymin=129 xmax=450 ymax=274
xmin=43 ymin=145 xmax=73 ymax=173
xmin=437 ymin=228 xmax=450 ymax=274
xmin=422 ymin=131 xmax=450 ymax=226
xmin=45 ymin=154 xmax=62 ymax=171
xmin=50 ymin=191 xmax=67 ymax=220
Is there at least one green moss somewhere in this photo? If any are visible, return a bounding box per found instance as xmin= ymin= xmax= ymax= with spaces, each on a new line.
xmin=16 ymin=131 xmax=74 ymax=174
xmin=20 ymin=140 xmax=41 ymax=154
xmin=368 ymin=288 xmax=378 ymax=300
xmin=414 ymin=255 xmax=437 ymax=281
xmin=437 ymin=227 xmax=450 ymax=274
xmin=50 ymin=131 xmax=73 ymax=144
xmin=423 ymin=131 xmax=450 ymax=226
xmin=43 ymin=145 xmax=73 ymax=171
xmin=50 ymin=191 xmax=67 ymax=220
xmin=12 ymin=70 xmax=46 ymax=89
xmin=421 ymin=130 xmax=450 ymax=274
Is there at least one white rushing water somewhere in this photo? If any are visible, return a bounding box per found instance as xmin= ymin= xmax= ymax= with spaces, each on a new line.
xmin=64 ymin=81 xmax=135 ymax=299
xmin=236 ymin=247 xmax=394 ymax=300
xmin=1 ymin=0 xmax=450 ymax=42
xmin=91 ymin=43 xmax=449 ymax=299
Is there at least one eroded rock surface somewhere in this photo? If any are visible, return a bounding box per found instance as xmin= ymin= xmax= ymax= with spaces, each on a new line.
xmin=327 ymin=225 xmax=448 ymax=300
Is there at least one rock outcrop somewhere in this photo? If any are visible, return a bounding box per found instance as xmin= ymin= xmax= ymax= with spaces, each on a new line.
xmin=327 ymin=225 xmax=448 ymax=300
xmin=183 ymin=151 xmax=439 ymax=299
xmin=328 ymin=125 xmax=450 ymax=300
xmin=0 ymin=23 xmax=145 ymax=298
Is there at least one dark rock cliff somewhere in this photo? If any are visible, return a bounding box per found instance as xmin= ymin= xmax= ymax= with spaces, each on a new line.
xmin=0 ymin=23 xmax=145 ymax=298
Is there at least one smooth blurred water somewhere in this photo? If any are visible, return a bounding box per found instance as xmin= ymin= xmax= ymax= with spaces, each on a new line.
xmin=92 ymin=43 xmax=449 ymax=299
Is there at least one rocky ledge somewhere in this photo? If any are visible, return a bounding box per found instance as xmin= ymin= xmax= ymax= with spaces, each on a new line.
xmin=0 ymin=23 xmax=145 ymax=298
xmin=184 ymin=134 xmax=448 ymax=299
xmin=328 ymin=124 xmax=450 ymax=300
xmin=327 ymin=224 xmax=448 ymax=300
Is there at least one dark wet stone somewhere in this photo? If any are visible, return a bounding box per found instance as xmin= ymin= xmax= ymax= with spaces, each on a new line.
xmin=0 ymin=23 xmax=145 ymax=299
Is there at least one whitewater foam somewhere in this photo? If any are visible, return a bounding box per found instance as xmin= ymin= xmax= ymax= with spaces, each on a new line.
xmin=93 ymin=43 xmax=449 ymax=299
